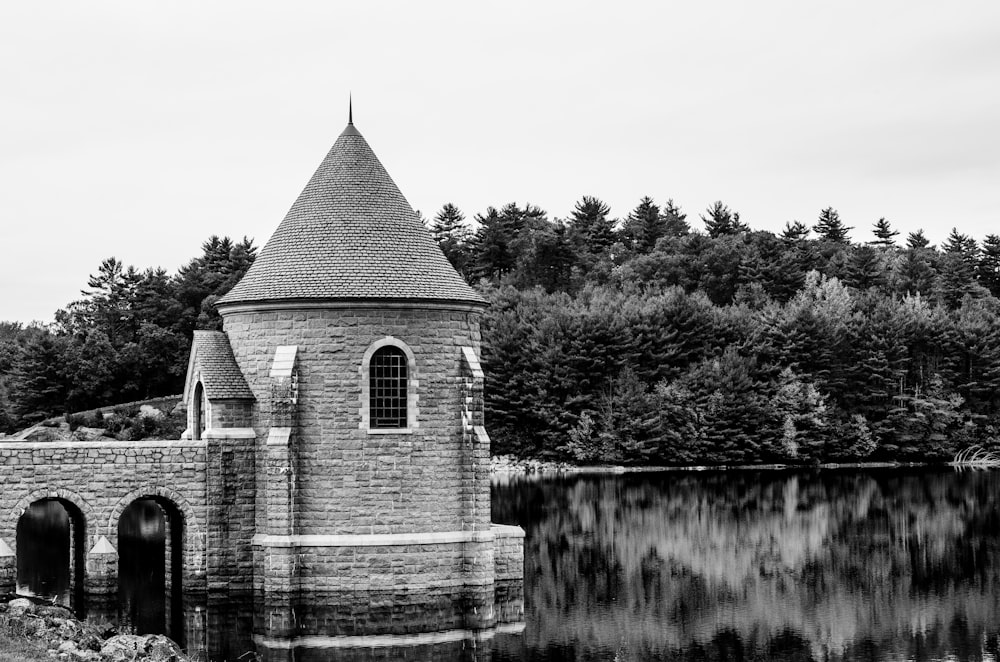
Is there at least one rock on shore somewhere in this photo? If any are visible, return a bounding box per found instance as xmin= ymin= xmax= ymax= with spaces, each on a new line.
xmin=0 ymin=597 xmax=188 ymax=662
xmin=490 ymin=455 xmax=574 ymax=473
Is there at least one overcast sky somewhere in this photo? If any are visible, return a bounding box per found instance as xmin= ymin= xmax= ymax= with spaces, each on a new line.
xmin=2 ymin=1 xmax=999 ymax=324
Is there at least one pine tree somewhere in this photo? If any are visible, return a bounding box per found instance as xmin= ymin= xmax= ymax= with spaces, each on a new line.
xmin=173 ymin=235 xmax=257 ymax=334
xmin=568 ymin=196 xmax=606 ymax=237
xmin=943 ymin=302 xmax=1000 ymax=415
xmin=893 ymin=249 xmax=937 ymax=296
xmin=978 ymin=234 xmax=1000 ymax=297
xmin=431 ymin=203 xmax=471 ymax=274
xmin=935 ymin=256 xmax=980 ymax=309
xmin=587 ymin=213 xmax=617 ymax=255
xmin=781 ymin=221 xmax=809 ymax=242
xmin=942 ymin=228 xmax=979 ymax=264
xmin=513 ymin=222 xmax=577 ymax=292
xmin=621 ymin=197 xmax=665 ymax=252
xmin=661 ymin=199 xmax=690 ymax=237
xmin=843 ymin=246 xmax=886 ymax=291
xmin=701 ymin=201 xmax=747 ymax=238
xmin=8 ymin=332 xmax=68 ymax=423
xmin=679 ymin=348 xmax=769 ymax=464
xmin=813 ymin=207 xmax=852 ymax=243
xmin=569 ymin=196 xmax=615 ymax=254
xmin=870 ymin=217 xmax=899 ymax=248
xmin=906 ymin=229 xmax=931 ymax=249
xmin=69 ymin=257 xmax=144 ymax=345
xmin=133 ymin=267 xmax=182 ymax=331
xmin=497 ymin=202 xmax=545 ymax=239
xmin=938 ymin=228 xmax=981 ymax=306
xmin=469 ymin=207 xmax=515 ymax=282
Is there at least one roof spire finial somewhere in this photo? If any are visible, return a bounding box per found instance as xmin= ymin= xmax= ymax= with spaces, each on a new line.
xmin=340 ymin=94 xmax=361 ymax=137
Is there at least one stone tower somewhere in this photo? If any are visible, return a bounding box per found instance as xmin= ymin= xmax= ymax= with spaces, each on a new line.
xmin=194 ymin=115 xmax=524 ymax=636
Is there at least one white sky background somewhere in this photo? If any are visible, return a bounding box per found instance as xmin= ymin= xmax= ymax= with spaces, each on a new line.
xmin=1 ymin=1 xmax=999 ymax=324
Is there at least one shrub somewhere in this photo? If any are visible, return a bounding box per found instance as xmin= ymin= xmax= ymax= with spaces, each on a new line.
xmin=65 ymin=412 xmax=86 ymax=432
xmin=102 ymin=406 xmax=185 ymax=441
xmin=86 ymin=410 xmax=105 ymax=429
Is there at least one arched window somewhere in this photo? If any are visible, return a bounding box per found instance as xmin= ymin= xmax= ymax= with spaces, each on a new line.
xmin=369 ymin=346 xmax=408 ymax=429
xmin=193 ymin=382 xmax=205 ymax=441
xmin=360 ymin=337 xmax=417 ymax=432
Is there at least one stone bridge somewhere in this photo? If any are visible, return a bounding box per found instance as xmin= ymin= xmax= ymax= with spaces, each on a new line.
xmin=0 ymin=429 xmax=255 ymax=617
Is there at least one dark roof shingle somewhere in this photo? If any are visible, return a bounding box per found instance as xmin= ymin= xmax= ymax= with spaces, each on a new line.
xmin=217 ymin=123 xmax=486 ymax=307
xmin=192 ymin=331 xmax=254 ymax=400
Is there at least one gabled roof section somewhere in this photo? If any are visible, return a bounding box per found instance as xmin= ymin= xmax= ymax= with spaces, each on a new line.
xmin=217 ymin=122 xmax=486 ymax=307
xmin=184 ymin=331 xmax=255 ymax=400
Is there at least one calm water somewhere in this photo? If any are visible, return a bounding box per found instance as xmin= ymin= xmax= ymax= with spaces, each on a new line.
xmin=491 ymin=468 xmax=1000 ymax=662
xmin=15 ymin=468 xmax=1000 ymax=661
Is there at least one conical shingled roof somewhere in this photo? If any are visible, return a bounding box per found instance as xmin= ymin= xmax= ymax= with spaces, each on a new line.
xmin=217 ymin=122 xmax=486 ymax=307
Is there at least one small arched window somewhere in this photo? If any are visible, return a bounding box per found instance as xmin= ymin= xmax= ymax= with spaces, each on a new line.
xmin=369 ymin=346 xmax=408 ymax=429
xmin=193 ymin=382 xmax=206 ymax=440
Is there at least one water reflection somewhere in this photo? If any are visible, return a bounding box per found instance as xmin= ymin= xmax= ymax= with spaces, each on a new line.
xmin=14 ymin=468 xmax=1000 ymax=661
xmin=118 ymin=498 xmax=166 ymax=636
xmin=491 ymin=468 xmax=1000 ymax=662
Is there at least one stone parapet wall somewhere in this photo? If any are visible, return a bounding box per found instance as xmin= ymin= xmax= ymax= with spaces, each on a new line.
xmin=0 ymin=439 xmax=212 ymax=594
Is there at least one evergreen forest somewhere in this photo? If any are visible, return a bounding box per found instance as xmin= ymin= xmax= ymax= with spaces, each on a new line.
xmin=3 ymin=198 xmax=999 ymax=465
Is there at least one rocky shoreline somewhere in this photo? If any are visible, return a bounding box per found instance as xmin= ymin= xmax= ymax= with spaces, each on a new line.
xmin=0 ymin=597 xmax=189 ymax=662
xmin=489 ymin=455 xmax=576 ymax=474
xmin=489 ymin=455 xmax=942 ymax=475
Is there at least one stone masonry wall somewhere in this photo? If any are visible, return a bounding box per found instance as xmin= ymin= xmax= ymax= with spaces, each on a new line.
xmin=492 ymin=524 xmax=525 ymax=582
xmin=222 ymin=306 xmax=491 ymax=537
xmin=204 ymin=432 xmax=256 ymax=594
xmin=0 ymin=439 xmax=210 ymax=594
xmin=209 ymin=400 xmax=254 ymax=429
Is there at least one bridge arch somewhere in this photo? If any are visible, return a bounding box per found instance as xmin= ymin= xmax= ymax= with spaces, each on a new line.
xmin=8 ymin=488 xmax=96 ymax=552
xmin=111 ymin=487 xmax=195 ymax=643
xmin=12 ymin=489 xmax=92 ymax=612
xmin=105 ymin=485 xmax=205 ymax=572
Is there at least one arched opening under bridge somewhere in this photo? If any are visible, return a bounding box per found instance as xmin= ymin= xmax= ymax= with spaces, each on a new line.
xmin=117 ymin=497 xmax=184 ymax=644
xmin=16 ymin=498 xmax=86 ymax=614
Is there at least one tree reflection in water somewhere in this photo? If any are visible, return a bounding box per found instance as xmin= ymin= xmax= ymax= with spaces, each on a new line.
xmin=490 ymin=468 xmax=1000 ymax=662
xmin=13 ymin=469 xmax=1000 ymax=662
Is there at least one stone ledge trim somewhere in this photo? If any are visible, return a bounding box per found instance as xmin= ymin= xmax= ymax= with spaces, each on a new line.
xmin=491 ymin=524 xmax=526 ymax=539
xmin=266 ymin=428 xmax=292 ymax=446
xmin=203 ymin=428 xmax=257 ymax=439
xmin=262 ymin=577 xmax=495 ymax=592
xmin=269 ymin=345 xmax=299 ymax=379
xmin=0 ymin=440 xmax=209 ymax=451
xmin=218 ymin=299 xmax=487 ymax=315
xmin=252 ymin=530 xmax=495 ymax=547
xmin=253 ymin=622 xmax=525 ymax=650
xmin=462 ymin=346 xmax=485 ymax=381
